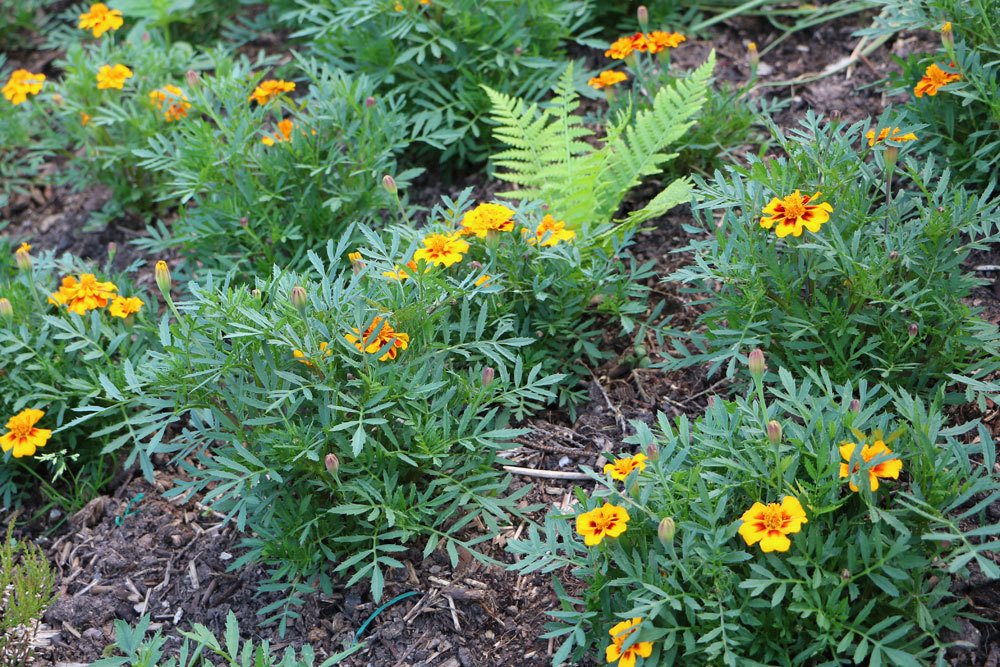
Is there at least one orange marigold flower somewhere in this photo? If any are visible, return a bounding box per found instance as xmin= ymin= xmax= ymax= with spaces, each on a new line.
xmin=262 ymin=118 xmax=295 ymax=145
xmin=249 ymin=79 xmax=295 ymax=105
xmin=914 ymin=63 xmax=961 ymax=97
xmin=474 ymin=274 xmax=491 ymax=287
xmin=576 ymin=502 xmax=630 ymax=546
xmin=605 ymin=35 xmax=636 ymax=59
xmin=78 ymin=2 xmax=123 ymax=37
xmin=345 ymin=317 xmax=409 ymax=361
xmin=97 ymin=64 xmax=133 ymax=90
xmin=414 ymin=233 xmax=469 ymax=267
xmin=149 ymin=85 xmax=190 ymax=122
xmin=80 ymin=112 xmax=92 ymax=126
xmin=461 ymin=202 xmax=516 ymax=238
xmin=604 ymin=452 xmax=647 ymax=481
xmin=49 ymin=273 xmax=119 ymax=315
xmin=759 ymin=190 xmax=833 ymax=238
xmin=17 ymin=242 xmax=31 ymax=254
xmin=525 ymin=214 xmax=576 ymax=246
xmin=383 ymin=260 xmax=419 ymax=281
xmin=839 ymin=433 xmax=902 ymax=492
xmin=3 ymin=70 xmax=45 ymax=105
xmin=0 ymin=408 xmax=52 ymax=458
xmin=866 ymin=127 xmax=918 ymax=147
xmin=293 ymin=341 xmax=332 ymax=367
xmin=588 ymin=70 xmax=628 ymax=90
xmin=605 ymin=618 xmax=654 ymax=667
xmin=646 ymin=30 xmax=686 ymax=54
xmin=738 ymin=496 xmax=808 ymax=553
xmin=109 ymin=295 xmax=144 ymax=319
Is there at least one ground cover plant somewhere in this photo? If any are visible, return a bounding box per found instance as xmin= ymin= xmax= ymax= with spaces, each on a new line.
xmin=1 ymin=0 xmax=1000 ymax=665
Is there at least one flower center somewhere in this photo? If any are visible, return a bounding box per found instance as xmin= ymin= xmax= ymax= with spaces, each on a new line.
xmin=781 ymin=193 xmax=806 ymax=220
xmin=761 ymin=505 xmax=785 ymax=531
xmin=590 ymin=513 xmax=617 ymax=534
xmin=10 ymin=421 xmax=31 ymax=439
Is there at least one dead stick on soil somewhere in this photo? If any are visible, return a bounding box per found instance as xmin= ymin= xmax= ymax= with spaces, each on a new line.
xmin=446 ymin=595 xmax=461 ymax=632
xmin=501 ymin=465 xmax=590 ymax=480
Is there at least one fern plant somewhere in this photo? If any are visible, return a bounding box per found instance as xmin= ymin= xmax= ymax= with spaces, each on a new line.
xmin=484 ymin=53 xmax=715 ymax=235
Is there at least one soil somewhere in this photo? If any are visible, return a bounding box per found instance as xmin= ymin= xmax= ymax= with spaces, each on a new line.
xmin=3 ymin=8 xmax=999 ymax=667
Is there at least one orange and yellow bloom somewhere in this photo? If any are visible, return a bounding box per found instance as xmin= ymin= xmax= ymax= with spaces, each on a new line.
xmin=604 ymin=452 xmax=647 ymax=481
xmin=149 ymin=85 xmax=190 ymax=122
xmin=646 ymin=30 xmax=686 ymax=54
xmin=414 ymin=233 xmax=469 ymax=267
xmin=914 ymin=63 xmax=961 ymax=97
xmin=1 ymin=408 xmax=52 ymax=458
xmin=78 ymin=3 xmax=123 ymax=37
xmin=262 ymin=118 xmax=294 ymax=146
xmin=588 ymin=70 xmax=628 ymax=90
xmin=109 ymin=296 xmax=144 ymax=319
xmin=760 ymin=190 xmax=833 ymax=238
xmin=605 ymin=618 xmax=653 ymax=667
xmin=249 ymin=79 xmax=295 ymax=105
xmin=576 ymin=502 xmax=630 ymax=546
xmin=738 ymin=496 xmax=808 ymax=553
xmin=839 ymin=434 xmax=902 ymax=492
xmin=461 ymin=202 xmax=516 ymax=238
xmin=293 ymin=341 xmax=332 ymax=366
xmin=49 ymin=273 xmax=119 ymax=315
xmin=526 ymin=214 xmax=575 ymax=247
xmin=345 ymin=317 xmax=409 ymax=361
xmin=384 ymin=260 xmax=419 ymax=281
xmin=97 ymin=64 xmax=133 ymax=90
xmin=3 ymin=70 xmax=45 ymax=105
xmin=866 ymin=127 xmax=917 ymax=147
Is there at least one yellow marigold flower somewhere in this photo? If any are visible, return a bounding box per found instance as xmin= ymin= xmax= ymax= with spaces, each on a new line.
xmin=17 ymin=242 xmax=31 ymax=254
xmin=646 ymin=30 xmax=686 ymax=54
xmin=109 ymin=295 xmax=144 ymax=319
xmin=588 ymin=70 xmax=628 ymax=90
xmin=149 ymin=85 xmax=190 ymax=122
xmin=261 ymin=118 xmax=295 ymax=145
xmin=738 ymin=496 xmax=808 ymax=553
xmin=605 ymin=35 xmax=637 ymax=59
xmin=383 ymin=260 xmax=418 ymax=281
xmin=96 ymin=64 xmax=133 ymax=90
xmin=759 ymin=190 xmax=832 ymax=238
xmin=941 ymin=21 xmax=952 ymax=33
xmin=474 ymin=274 xmax=491 ymax=287
xmin=345 ymin=317 xmax=409 ymax=361
xmin=866 ymin=127 xmax=918 ymax=147
xmin=413 ymin=233 xmax=469 ymax=267
xmin=80 ymin=112 xmax=92 ymax=126
xmin=3 ymin=70 xmax=45 ymax=105
xmin=604 ymin=452 xmax=647 ymax=481
xmin=526 ymin=214 xmax=576 ymax=246
xmin=249 ymin=79 xmax=295 ymax=105
xmin=576 ymin=502 xmax=630 ymax=546
xmin=839 ymin=434 xmax=902 ymax=492
xmin=1 ymin=408 xmax=52 ymax=458
xmin=914 ymin=62 xmax=961 ymax=97
xmin=394 ymin=1 xmax=404 ymax=9
xmin=605 ymin=618 xmax=653 ymax=667
xmin=293 ymin=341 xmax=332 ymax=367
xmin=49 ymin=273 xmax=119 ymax=315
xmin=78 ymin=2 xmax=123 ymax=38
xmin=461 ymin=202 xmax=516 ymax=238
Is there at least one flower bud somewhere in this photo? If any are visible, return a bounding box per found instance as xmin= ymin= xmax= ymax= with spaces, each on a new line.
xmin=15 ymin=248 xmax=31 ymax=271
xmin=324 ymin=453 xmax=339 ymax=474
xmin=747 ymin=348 xmax=766 ymax=377
xmin=849 ymin=398 xmax=860 ymax=413
xmin=186 ymin=69 xmax=200 ymax=88
xmin=290 ymin=285 xmax=307 ymax=310
xmin=637 ymin=5 xmax=648 ymax=29
xmin=481 ymin=366 xmax=495 ymax=387
xmin=748 ymin=41 xmax=759 ymax=68
xmin=107 ymin=242 xmax=117 ymax=262
xmin=382 ymin=174 xmax=397 ymax=194
xmin=888 ymin=250 xmax=899 ymax=261
xmin=514 ymin=46 xmax=523 ymax=57
xmin=250 ymin=288 xmax=262 ymax=300
xmin=657 ymin=517 xmax=675 ymax=545
xmin=365 ymin=96 xmax=376 ymax=108
xmin=645 ymin=442 xmax=659 ymax=461
xmin=155 ymin=260 xmax=171 ymax=294
xmin=941 ymin=21 xmax=953 ymax=48
xmin=347 ymin=251 xmax=364 ymax=274
xmin=908 ymin=323 xmax=918 ymax=337
xmin=0 ymin=298 xmax=12 ymax=321
xmin=884 ymin=145 xmax=899 ymax=172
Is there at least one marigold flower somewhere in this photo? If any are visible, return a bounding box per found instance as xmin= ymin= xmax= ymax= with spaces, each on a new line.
xmin=866 ymin=127 xmax=917 ymax=147
xmin=262 ymin=118 xmax=294 ymax=145
xmin=293 ymin=341 xmax=331 ymax=367
xmin=738 ymin=496 xmax=808 ymax=553
xmin=588 ymin=70 xmax=628 ymax=90
xmin=49 ymin=273 xmax=119 ymax=315
xmin=1 ymin=408 xmax=52 ymax=458
xmin=914 ymin=63 xmax=961 ymax=97
xmin=249 ymin=79 xmax=295 ymax=105
xmin=474 ymin=274 xmax=491 ymax=287
xmin=525 ymin=214 xmax=576 ymax=246
xmin=80 ymin=112 xmax=92 ymax=126
xmin=17 ymin=242 xmax=31 ymax=254
xmin=78 ymin=2 xmax=123 ymax=37
xmin=109 ymin=295 xmax=144 ymax=319
xmin=576 ymin=502 xmax=630 ymax=546
xmin=383 ymin=260 xmax=419 ymax=281
xmin=461 ymin=202 xmax=516 ymax=238
xmin=149 ymin=85 xmax=190 ymax=122
xmin=839 ymin=434 xmax=902 ymax=492
xmin=414 ymin=233 xmax=469 ymax=267
xmin=97 ymin=64 xmax=133 ymax=90
xmin=605 ymin=618 xmax=653 ymax=667
xmin=345 ymin=317 xmax=409 ymax=361
xmin=604 ymin=452 xmax=647 ymax=481
xmin=605 ymin=35 xmax=637 ymax=59
xmin=759 ymin=190 xmax=833 ymax=238
xmin=646 ymin=30 xmax=686 ymax=54
xmin=3 ymin=70 xmax=45 ymax=105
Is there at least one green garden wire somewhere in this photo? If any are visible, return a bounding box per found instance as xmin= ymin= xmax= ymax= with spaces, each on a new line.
xmin=354 ymin=590 xmax=423 ymax=643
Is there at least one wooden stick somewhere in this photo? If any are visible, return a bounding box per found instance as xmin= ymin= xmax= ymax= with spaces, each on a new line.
xmin=501 ymin=465 xmax=590 ymax=480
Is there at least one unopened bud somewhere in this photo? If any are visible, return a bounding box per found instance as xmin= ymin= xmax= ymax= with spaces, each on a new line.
xmin=324 ymin=453 xmax=340 ymax=474
xmin=382 ymin=174 xmax=397 ymax=194
xmin=908 ymin=323 xmax=918 ymax=337
xmin=107 ymin=242 xmax=117 ymax=262
xmin=941 ymin=21 xmax=953 ymax=48
xmin=481 ymin=366 xmax=495 ymax=387
xmin=365 ymin=96 xmax=376 ymax=108
xmin=747 ymin=348 xmax=766 ymax=377
xmin=657 ymin=517 xmax=675 ymax=545
xmin=748 ymin=41 xmax=759 ymax=68
xmin=15 ymin=248 xmax=31 ymax=271
xmin=142 ymin=31 xmax=150 ymax=42
xmin=251 ymin=288 xmax=262 ymax=300
xmin=290 ymin=285 xmax=307 ymax=310
xmin=645 ymin=442 xmax=659 ymax=461
xmin=155 ymin=260 xmax=171 ymax=294
xmin=637 ymin=5 xmax=648 ymax=28
xmin=348 ymin=251 xmax=364 ymax=274
xmin=849 ymin=399 xmax=861 ymax=413
xmin=706 ymin=395 xmax=716 ymax=407
xmin=514 ymin=46 xmax=522 ymax=57
xmin=888 ymin=251 xmax=899 ymax=261
xmin=186 ymin=70 xmax=200 ymax=88
xmin=0 ymin=298 xmax=12 ymax=321
xmin=468 ymin=260 xmax=483 ymax=270
xmin=239 ymin=217 xmax=248 ymax=228
xmin=766 ymin=420 xmax=782 ymax=445
xmin=884 ymin=145 xmax=899 ymax=171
